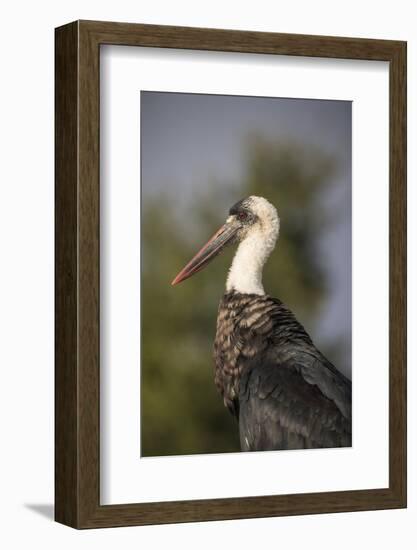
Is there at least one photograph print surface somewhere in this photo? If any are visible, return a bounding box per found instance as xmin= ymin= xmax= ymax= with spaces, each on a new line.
xmin=140 ymin=91 xmax=352 ymax=457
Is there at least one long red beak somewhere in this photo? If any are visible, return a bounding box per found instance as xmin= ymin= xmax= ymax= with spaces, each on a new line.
xmin=171 ymin=221 xmax=238 ymax=286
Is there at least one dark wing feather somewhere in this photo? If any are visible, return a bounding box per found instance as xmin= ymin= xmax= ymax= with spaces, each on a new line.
xmin=239 ymin=356 xmax=352 ymax=451
xmin=214 ymin=291 xmax=352 ymax=452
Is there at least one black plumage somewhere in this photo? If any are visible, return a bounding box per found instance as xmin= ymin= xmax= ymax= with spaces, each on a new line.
xmin=214 ymin=291 xmax=352 ymax=451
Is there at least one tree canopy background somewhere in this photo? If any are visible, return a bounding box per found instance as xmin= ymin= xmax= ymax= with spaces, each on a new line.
xmin=141 ymin=92 xmax=352 ymax=457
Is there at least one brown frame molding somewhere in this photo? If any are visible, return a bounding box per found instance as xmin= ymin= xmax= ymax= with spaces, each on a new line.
xmin=55 ymin=20 xmax=407 ymax=529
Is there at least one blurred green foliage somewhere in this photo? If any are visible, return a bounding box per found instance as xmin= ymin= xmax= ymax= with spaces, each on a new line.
xmin=141 ymin=135 xmax=342 ymax=457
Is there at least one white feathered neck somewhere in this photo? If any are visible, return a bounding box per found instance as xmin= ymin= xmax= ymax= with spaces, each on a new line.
xmin=226 ymin=197 xmax=280 ymax=295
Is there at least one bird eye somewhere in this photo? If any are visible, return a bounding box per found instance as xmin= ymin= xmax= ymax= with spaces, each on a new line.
xmin=238 ymin=211 xmax=248 ymax=221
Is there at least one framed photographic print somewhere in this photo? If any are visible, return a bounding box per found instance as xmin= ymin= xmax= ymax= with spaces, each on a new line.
xmin=55 ymin=20 xmax=407 ymax=528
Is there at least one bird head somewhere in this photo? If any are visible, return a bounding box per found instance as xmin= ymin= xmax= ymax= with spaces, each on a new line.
xmin=171 ymin=196 xmax=279 ymax=286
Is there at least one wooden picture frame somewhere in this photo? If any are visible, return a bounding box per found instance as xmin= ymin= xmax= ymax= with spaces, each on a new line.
xmin=55 ymin=20 xmax=407 ymax=529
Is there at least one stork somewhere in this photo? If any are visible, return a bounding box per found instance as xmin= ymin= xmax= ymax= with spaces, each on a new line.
xmin=172 ymin=196 xmax=352 ymax=451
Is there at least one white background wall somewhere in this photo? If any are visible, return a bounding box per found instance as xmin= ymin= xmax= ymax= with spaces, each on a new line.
xmin=0 ymin=0 xmax=415 ymax=547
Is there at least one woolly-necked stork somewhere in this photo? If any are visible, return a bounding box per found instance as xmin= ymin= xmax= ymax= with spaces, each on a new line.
xmin=172 ymin=196 xmax=352 ymax=451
